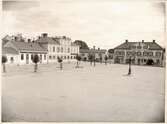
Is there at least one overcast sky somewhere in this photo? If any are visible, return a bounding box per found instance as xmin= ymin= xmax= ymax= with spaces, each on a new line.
xmin=2 ymin=0 xmax=166 ymax=49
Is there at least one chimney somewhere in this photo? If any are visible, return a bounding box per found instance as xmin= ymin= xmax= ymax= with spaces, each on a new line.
xmin=153 ymin=40 xmax=155 ymax=43
xmin=42 ymin=33 xmax=48 ymax=38
xmin=125 ymin=39 xmax=128 ymax=43
xmin=28 ymin=39 xmax=31 ymax=43
xmin=142 ymin=40 xmax=144 ymax=43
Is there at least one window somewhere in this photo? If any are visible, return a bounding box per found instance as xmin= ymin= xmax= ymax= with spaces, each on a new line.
xmin=137 ymin=46 xmax=141 ymax=49
xmin=21 ymin=54 xmax=24 ymax=60
xmin=131 ymin=46 xmax=136 ymax=49
xmin=71 ymin=56 xmax=73 ymax=59
xmin=10 ymin=57 xmax=14 ymax=63
xmin=148 ymin=52 xmax=153 ymax=56
xmin=57 ymin=47 xmax=60 ymax=53
xmin=137 ymin=52 xmax=141 ymax=56
xmin=64 ymin=56 xmax=66 ymax=59
xmin=53 ymin=46 xmax=55 ymax=52
xmin=143 ymin=45 xmax=148 ymax=49
xmin=143 ymin=52 xmax=148 ymax=56
xmin=31 ymin=54 xmax=33 ymax=60
xmin=40 ymin=54 xmax=42 ymax=60
xmin=61 ymin=47 xmax=63 ymax=53
xmin=53 ymin=56 xmax=55 ymax=59
xmin=49 ymin=56 xmax=52 ymax=59
xmin=68 ymin=48 xmax=70 ymax=53
xmin=156 ymin=52 xmax=161 ymax=57
xmin=44 ymin=55 xmax=46 ymax=60
xmin=68 ymin=56 xmax=69 ymax=59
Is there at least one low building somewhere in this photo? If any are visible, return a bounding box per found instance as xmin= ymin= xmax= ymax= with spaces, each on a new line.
xmin=113 ymin=40 xmax=165 ymax=66
xmin=3 ymin=40 xmax=48 ymax=65
xmin=79 ymin=47 xmax=107 ymax=62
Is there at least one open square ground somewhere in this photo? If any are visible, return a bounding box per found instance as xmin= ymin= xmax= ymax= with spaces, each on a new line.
xmin=2 ymin=62 xmax=165 ymax=122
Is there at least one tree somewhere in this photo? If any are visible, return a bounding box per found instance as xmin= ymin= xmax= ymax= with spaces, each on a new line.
xmin=128 ymin=56 xmax=132 ymax=75
xmin=32 ymin=54 xmax=39 ymax=72
xmin=146 ymin=59 xmax=154 ymax=65
xmin=88 ymin=54 xmax=93 ymax=65
xmin=99 ymin=55 xmax=102 ymax=64
xmin=104 ymin=55 xmax=108 ymax=65
xmin=74 ymin=40 xmax=89 ymax=50
xmin=76 ymin=54 xmax=81 ymax=68
xmin=2 ymin=55 xmax=7 ymax=73
xmin=57 ymin=57 xmax=63 ymax=70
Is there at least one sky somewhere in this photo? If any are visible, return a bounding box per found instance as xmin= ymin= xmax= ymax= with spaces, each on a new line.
xmin=2 ymin=0 xmax=166 ymax=49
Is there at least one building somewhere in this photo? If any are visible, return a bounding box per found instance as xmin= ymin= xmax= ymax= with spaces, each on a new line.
xmin=2 ymin=33 xmax=80 ymax=65
xmin=79 ymin=47 xmax=107 ymax=62
xmin=113 ymin=40 xmax=165 ymax=66
xmin=3 ymin=39 xmax=48 ymax=65
xmin=36 ymin=33 xmax=79 ymax=63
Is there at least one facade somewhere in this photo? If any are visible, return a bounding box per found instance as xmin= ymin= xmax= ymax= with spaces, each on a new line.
xmin=2 ymin=33 xmax=79 ymax=65
xmin=3 ymin=40 xmax=48 ymax=65
xmin=79 ymin=48 xmax=107 ymax=62
xmin=2 ymin=47 xmax=20 ymax=65
xmin=36 ymin=33 xmax=79 ymax=63
xmin=113 ymin=40 xmax=165 ymax=66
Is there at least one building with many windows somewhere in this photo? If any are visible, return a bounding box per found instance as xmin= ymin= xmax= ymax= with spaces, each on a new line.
xmin=113 ymin=40 xmax=165 ymax=66
xmin=79 ymin=47 xmax=107 ymax=62
xmin=2 ymin=33 xmax=79 ymax=65
xmin=36 ymin=33 xmax=79 ymax=63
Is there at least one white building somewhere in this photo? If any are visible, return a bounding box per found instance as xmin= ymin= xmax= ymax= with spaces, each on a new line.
xmin=3 ymin=40 xmax=48 ymax=65
xmin=36 ymin=33 xmax=79 ymax=63
xmin=2 ymin=33 xmax=80 ymax=65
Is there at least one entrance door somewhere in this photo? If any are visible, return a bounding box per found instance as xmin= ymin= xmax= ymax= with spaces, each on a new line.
xmin=26 ymin=54 xmax=29 ymax=64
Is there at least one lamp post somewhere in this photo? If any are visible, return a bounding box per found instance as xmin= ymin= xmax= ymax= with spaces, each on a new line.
xmin=93 ymin=46 xmax=96 ymax=67
xmin=128 ymin=56 xmax=131 ymax=75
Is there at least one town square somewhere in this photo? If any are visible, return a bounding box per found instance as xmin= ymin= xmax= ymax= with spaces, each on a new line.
xmin=1 ymin=0 xmax=166 ymax=123
xmin=2 ymin=62 xmax=165 ymax=122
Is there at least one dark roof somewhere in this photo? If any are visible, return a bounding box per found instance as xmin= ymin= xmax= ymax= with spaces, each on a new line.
xmin=114 ymin=41 xmax=163 ymax=50
xmin=6 ymin=41 xmax=47 ymax=53
xmin=2 ymin=47 xmax=19 ymax=55
xmin=80 ymin=49 xmax=106 ymax=53
xmin=36 ymin=37 xmax=60 ymax=44
xmin=108 ymin=49 xmax=114 ymax=53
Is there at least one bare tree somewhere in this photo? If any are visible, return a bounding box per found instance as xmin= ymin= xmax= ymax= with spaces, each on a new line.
xmin=2 ymin=55 xmax=7 ymax=73
xmin=32 ymin=54 xmax=39 ymax=72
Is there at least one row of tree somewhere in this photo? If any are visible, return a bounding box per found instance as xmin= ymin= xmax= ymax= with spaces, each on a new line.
xmin=2 ymin=54 xmax=109 ymax=73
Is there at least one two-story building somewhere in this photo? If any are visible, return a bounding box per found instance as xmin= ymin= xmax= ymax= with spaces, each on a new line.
xmin=113 ymin=40 xmax=165 ymax=66
xmin=36 ymin=33 xmax=79 ymax=63
xmin=79 ymin=47 xmax=107 ymax=62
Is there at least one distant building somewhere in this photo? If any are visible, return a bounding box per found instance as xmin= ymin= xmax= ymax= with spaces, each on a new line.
xmin=3 ymin=39 xmax=48 ymax=65
xmin=113 ymin=40 xmax=165 ymax=66
xmin=36 ymin=33 xmax=79 ymax=63
xmin=79 ymin=47 xmax=107 ymax=62
xmin=2 ymin=33 xmax=79 ymax=65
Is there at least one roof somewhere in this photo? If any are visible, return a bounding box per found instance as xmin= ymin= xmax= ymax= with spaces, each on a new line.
xmin=2 ymin=47 xmax=19 ymax=55
xmin=6 ymin=41 xmax=47 ymax=53
xmin=80 ymin=49 xmax=107 ymax=53
xmin=108 ymin=49 xmax=114 ymax=53
xmin=36 ymin=37 xmax=60 ymax=45
xmin=114 ymin=41 xmax=163 ymax=50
